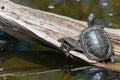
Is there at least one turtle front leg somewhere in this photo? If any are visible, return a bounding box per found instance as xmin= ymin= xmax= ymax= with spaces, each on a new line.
xmin=59 ymin=43 xmax=70 ymax=56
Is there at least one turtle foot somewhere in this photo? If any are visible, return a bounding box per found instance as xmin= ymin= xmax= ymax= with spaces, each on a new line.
xmin=59 ymin=44 xmax=70 ymax=56
xmin=59 ymin=43 xmax=70 ymax=52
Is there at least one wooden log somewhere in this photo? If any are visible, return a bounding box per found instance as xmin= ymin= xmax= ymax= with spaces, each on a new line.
xmin=0 ymin=0 xmax=120 ymax=72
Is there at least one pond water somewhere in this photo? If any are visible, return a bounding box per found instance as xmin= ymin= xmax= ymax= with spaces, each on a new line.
xmin=0 ymin=0 xmax=120 ymax=80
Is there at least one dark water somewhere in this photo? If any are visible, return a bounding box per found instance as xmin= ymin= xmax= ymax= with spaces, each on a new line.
xmin=0 ymin=0 xmax=120 ymax=80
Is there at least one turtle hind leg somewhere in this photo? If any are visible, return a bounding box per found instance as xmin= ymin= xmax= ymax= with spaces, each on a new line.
xmin=110 ymin=55 xmax=116 ymax=64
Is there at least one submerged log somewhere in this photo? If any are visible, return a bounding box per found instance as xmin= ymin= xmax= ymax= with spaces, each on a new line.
xmin=0 ymin=0 xmax=120 ymax=72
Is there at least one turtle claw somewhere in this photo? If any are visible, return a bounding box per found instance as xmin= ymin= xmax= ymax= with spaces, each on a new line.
xmin=60 ymin=43 xmax=70 ymax=52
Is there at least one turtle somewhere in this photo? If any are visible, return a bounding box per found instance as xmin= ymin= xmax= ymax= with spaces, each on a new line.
xmin=78 ymin=13 xmax=115 ymax=63
xmin=58 ymin=13 xmax=115 ymax=63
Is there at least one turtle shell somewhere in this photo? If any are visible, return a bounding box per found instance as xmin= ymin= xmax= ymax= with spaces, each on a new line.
xmin=79 ymin=25 xmax=113 ymax=61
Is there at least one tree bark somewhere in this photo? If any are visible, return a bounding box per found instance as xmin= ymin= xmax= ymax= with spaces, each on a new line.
xmin=0 ymin=0 xmax=120 ymax=72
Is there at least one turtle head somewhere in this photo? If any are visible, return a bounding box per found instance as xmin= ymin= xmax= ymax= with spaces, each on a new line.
xmin=87 ymin=13 xmax=94 ymax=27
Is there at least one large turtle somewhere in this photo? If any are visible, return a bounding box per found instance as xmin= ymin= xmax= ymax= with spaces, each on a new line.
xmin=79 ymin=13 xmax=115 ymax=63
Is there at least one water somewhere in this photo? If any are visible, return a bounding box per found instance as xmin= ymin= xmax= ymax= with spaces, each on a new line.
xmin=0 ymin=0 xmax=120 ymax=80
xmin=11 ymin=0 xmax=120 ymax=28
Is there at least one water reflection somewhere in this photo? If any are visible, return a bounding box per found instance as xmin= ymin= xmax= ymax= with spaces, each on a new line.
xmin=0 ymin=50 xmax=88 ymax=80
xmin=72 ymin=67 xmax=115 ymax=80
xmin=0 ymin=50 xmax=119 ymax=80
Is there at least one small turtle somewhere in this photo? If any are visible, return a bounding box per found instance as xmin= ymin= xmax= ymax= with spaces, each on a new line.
xmin=79 ymin=13 xmax=115 ymax=63
xmin=58 ymin=37 xmax=83 ymax=56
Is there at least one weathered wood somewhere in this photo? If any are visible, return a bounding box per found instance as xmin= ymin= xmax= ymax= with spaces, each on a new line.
xmin=0 ymin=0 xmax=120 ymax=72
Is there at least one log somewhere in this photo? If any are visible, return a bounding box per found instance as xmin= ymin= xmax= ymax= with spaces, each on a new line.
xmin=0 ymin=0 xmax=120 ymax=72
